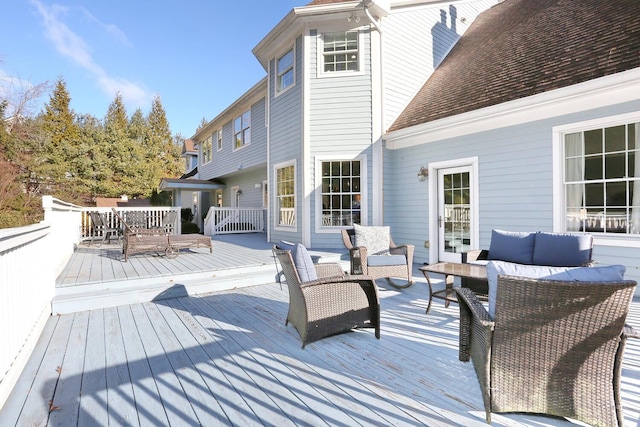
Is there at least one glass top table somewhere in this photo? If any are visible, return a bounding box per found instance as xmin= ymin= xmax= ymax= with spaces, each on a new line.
xmin=419 ymin=262 xmax=488 ymax=314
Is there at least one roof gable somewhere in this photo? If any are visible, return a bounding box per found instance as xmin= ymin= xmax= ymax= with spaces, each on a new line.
xmin=389 ymin=0 xmax=640 ymax=132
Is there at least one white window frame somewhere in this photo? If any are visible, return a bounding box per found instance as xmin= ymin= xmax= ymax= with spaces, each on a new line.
xmin=262 ymin=180 xmax=268 ymax=209
xmin=315 ymin=154 xmax=367 ymax=233
xmin=553 ymin=111 xmax=640 ymax=248
xmin=201 ymin=135 xmax=212 ymax=164
xmin=216 ymin=128 xmax=223 ymax=151
xmin=276 ymin=46 xmax=295 ymax=96
xmin=233 ymin=109 xmax=251 ymax=151
xmin=317 ymin=30 xmax=364 ymax=78
xmin=274 ymin=159 xmax=297 ymax=231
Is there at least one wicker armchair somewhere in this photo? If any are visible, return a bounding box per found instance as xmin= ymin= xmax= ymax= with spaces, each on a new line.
xmin=273 ymin=245 xmax=380 ymax=348
xmin=341 ymin=227 xmax=414 ymax=289
xmin=456 ymin=275 xmax=638 ymax=427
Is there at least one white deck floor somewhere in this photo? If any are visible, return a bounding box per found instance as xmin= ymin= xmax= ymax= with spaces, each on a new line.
xmin=1 ymin=235 xmax=639 ymax=426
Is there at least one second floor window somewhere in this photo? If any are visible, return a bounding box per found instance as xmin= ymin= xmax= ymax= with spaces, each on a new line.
xmin=323 ymin=31 xmax=359 ymax=73
xmin=216 ymin=129 xmax=222 ymax=151
xmin=201 ymin=136 xmax=212 ymax=164
xmin=234 ymin=110 xmax=251 ymax=150
xmin=277 ymin=48 xmax=294 ymax=92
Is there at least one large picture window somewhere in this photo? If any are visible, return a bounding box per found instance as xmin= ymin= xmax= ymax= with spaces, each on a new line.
xmin=234 ymin=110 xmax=251 ymax=150
xmin=276 ymin=163 xmax=295 ymax=227
xmin=277 ymin=48 xmax=294 ymax=92
xmin=564 ymin=121 xmax=640 ymax=234
xmin=201 ymin=135 xmax=212 ymax=164
xmin=322 ymin=31 xmax=359 ymax=73
xmin=321 ymin=160 xmax=361 ymax=226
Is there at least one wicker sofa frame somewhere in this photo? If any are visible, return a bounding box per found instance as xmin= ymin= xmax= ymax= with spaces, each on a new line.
xmin=455 ymin=275 xmax=638 ymax=427
xmin=273 ymin=246 xmax=380 ymax=348
xmin=341 ymin=228 xmax=415 ymax=289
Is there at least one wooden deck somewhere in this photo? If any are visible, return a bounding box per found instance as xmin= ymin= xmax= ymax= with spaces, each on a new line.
xmin=53 ymin=234 xmax=345 ymax=314
xmin=1 ymin=233 xmax=639 ymax=426
xmin=2 ymin=278 xmax=639 ymax=425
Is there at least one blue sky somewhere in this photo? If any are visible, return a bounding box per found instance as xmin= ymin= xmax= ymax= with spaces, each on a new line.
xmin=0 ymin=0 xmax=302 ymax=138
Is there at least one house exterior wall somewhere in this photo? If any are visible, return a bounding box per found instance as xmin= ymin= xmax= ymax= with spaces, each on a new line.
xmin=268 ymin=36 xmax=304 ymax=244
xmin=382 ymin=0 xmax=499 ymax=130
xmin=198 ymin=96 xmax=268 ymax=181
xmin=308 ymin=26 xmax=374 ymax=248
xmin=385 ymin=100 xmax=640 ymax=287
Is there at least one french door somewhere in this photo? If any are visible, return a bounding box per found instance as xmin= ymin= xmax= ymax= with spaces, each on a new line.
xmin=437 ymin=166 xmax=474 ymax=263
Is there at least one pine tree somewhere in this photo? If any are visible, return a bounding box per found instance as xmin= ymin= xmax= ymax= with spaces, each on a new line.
xmin=146 ymin=95 xmax=182 ymax=190
xmin=39 ymin=77 xmax=85 ymax=201
xmin=104 ymin=93 xmax=143 ymax=197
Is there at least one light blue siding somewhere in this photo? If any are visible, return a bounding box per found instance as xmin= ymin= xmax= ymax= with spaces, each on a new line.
xmin=269 ymin=36 xmax=304 ymax=244
xmin=385 ymin=100 xmax=640 ymax=287
xmin=383 ymin=0 xmax=500 ymax=129
xmin=200 ymin=97 xmax=267 ymax=181
xmin=308 ymin=28 xmax=373 ymax=249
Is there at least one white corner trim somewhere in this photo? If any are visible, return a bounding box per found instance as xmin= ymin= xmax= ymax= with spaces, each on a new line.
xmin=385 ymin=68 xmax=640 ymax=149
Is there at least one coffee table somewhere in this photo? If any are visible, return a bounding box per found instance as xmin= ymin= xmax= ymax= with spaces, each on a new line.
xmin=419 ymin=262 xmax=488 ymax=314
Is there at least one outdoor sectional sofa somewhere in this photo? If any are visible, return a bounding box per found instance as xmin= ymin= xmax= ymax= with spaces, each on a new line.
xmin=462 ymin=229 xmax=594 ymax=295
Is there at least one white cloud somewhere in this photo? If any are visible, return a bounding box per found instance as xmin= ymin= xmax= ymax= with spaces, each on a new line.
xmin=80 ymin=7 xmax=132 ymax=48
xmin=30 ymin=0 xmax=151 ymax=108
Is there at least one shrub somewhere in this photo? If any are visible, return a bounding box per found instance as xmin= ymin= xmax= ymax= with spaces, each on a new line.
xmin=181 ymin=221 xmax=200 ymax=234
xmin=181 ymin=207 xmax=194 ymax=222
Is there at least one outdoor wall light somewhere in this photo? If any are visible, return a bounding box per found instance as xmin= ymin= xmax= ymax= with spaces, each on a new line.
xmin=417 ymin=166 xmax=429 ymax=182
xmin=347 ymin=12 xmax=360 ymax=22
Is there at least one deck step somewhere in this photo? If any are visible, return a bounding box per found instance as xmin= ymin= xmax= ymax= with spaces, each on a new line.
xmin=52 ymin=264 xmax=279 ymax=314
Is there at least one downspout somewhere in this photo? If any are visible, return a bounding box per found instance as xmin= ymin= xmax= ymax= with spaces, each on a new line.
xmin=266 ymin=65 xmax=271 ymax=243
xmin=363 ymin=4 xmax=385 ymax=225
xmin=363 ymin=5 xmax=382 ymax=33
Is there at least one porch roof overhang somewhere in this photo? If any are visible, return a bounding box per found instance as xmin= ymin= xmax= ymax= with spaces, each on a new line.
xmin=159 ymin=178 xmax=225 ymax=192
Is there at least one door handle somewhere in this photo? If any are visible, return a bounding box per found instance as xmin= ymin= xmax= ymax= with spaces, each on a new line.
xmin=438 ymin=216 xmax=443 ymax=227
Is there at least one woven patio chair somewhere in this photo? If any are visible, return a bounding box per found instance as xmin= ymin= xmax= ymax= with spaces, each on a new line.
xmin=456 ymin=275 xmax=638 ymax=427
xmin=342 ymin=225 xmax=414 ymax=289
xmin=273 ymin=244 xmax=380 ymax=348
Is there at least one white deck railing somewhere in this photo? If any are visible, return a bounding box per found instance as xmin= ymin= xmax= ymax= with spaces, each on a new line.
xmin=0 ymin=222 xmax=56 ymax=410
xmin=80 ymin=207 xmax=182 ymax=242
xmin=204 ymin=207 xmax=265 ymax=235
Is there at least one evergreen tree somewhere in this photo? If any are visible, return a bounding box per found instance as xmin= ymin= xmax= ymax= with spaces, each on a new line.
xmin=104 ymin=93 xmax=143 ymax=197
xmin=146 ymin=95 xmax=182 ymax=190
xmin=39 ymin=77 xmax=85 ymax=202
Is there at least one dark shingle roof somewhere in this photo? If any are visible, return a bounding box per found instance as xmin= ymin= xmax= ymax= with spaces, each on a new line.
xmin=389 ymin=0 xmax=640 ymax=132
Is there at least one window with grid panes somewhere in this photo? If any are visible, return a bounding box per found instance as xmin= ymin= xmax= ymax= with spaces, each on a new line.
xmin=322 ymin=31 xmax=359 ymax=73
xmin=277 ymin=48 xmax=294 ymax=92
xmin=201 ymin=135 xmax=212 ymax=164
xmin=234 ymin=110 xmax=251 ymax=150
xmin=321 ymin=160 xmax=361 ymax=226
xmin=277 ymin=164 xmax=295 ymax=226
xmin=564 ymin=121 xmax=640 ymax=234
